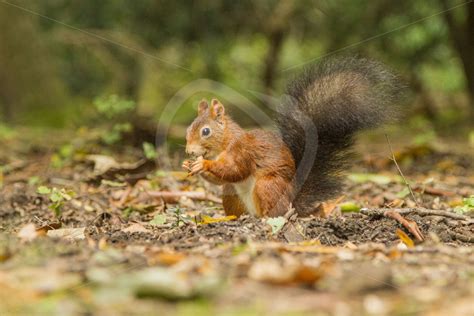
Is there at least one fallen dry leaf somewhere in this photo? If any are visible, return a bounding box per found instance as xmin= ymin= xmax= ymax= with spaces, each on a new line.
xmin=123 ymin=223 xmax=151 ymax=234
xmin=199 ymin=215 xmax=237 ymax=224
xmin=266 ymin=216 xmax=287 ymax=234
xmin=87 ymin=154 xmax=120 ymax=174
xmin=386 ymin=198 xmax=405 ymax=208
xmin=17 ymin=224 xmax=45 ymax=242
xmin=396 ymin=228 xmax=415 ymax=248
xmin=283 ymin=222 xmax=306 ymax=242
xmin=86 ymin=155 xmax=152 ymax=183
xmin=388 ymin=248 xmax=403 ymax=260
xmin=248 ymin=256 xmax=326 ymax=286
xmin=47 ymin=227 xmax=86 ymax=240
xmin=147 ymin=251 xmax=187 ymax=266
xmin=0 ymin=267 xmax=82 ymax=294
xmin=37 ymin=222 xmax=62 ymax=232
xmin=344 ymin=241 xmax=358 ymax=250
xmin=316 ymin=195 xmax=345 ymax=217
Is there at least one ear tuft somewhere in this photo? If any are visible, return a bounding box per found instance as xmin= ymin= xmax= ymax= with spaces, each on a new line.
xmin=198 ymin=99 xmax=209 ymax=115
xmin=211 ymin=99 xmax=225 ymax=121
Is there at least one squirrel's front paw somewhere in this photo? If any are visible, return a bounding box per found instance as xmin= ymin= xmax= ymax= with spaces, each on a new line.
xmin=189 ymin=156 xmax=206 ymax=176
xmin=182 ymin=159 xmax=192 ymax=172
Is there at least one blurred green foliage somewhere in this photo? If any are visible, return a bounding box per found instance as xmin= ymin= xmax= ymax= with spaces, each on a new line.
xmin=94 ymin=95 xmax=136 ymax=119
xmin=0 ymin=0 xmax=472 ymax=130
xmin=142 ymin=142 xmax=157 ymax=160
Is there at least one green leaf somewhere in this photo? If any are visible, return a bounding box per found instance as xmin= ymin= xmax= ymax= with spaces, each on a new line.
xmin=455 ymin=195 xmax=474 ymax=214
xmin=149 ymin=214 xmax=166 ymax=226
xmin=143 ymin=142 xmax=157 ymax=160
xmin=348 ymin=173 xmax=398 ymax=185
xmin=340 ymin=202 xmax=361 ymax=213
xmin=155 ymin=170 xmax=167 ymax=177
xmin=101 ymin=129 xmax=121 ymax=145
xmin=28 ymin=176 xmax=40 ymax=186
xmin=0 ymin=123 xmax=16 ymax=140
xmin=454 ymin=206 xmax=469 ymax=214
xmin=49 ymin=189 xmax=63 ymax=202
xmin=396 ymin=187 xmax=410 ymax=199
xmin=49 ymin=202 xmax=63 ymax=217
xmin=58 ymin=144 xmax=74 ymax=159
xmin=463 ymin=195 xmax=474 ymax=208
xmin=60 ymin=189 xmax=74 ymax=201
xmin=50 ymin=153 xmax=65 ymax=169
xmin=37 ymin=186 xmax=51 ymax=194
xmin=266 ymin=217 xmax=286 ymax=234
xmin=413 ymin=130 xmax=436 ymax=146
xmin=122 ymin=207 xmax=134 ymax=219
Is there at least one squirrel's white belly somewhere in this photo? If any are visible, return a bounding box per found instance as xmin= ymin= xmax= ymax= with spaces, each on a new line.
xmin=233 ymin=176 xmax=257 ymax=215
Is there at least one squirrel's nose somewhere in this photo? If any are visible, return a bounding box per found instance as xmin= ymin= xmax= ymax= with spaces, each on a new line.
xmin=186 ymin=144 xmax=200 ymax=156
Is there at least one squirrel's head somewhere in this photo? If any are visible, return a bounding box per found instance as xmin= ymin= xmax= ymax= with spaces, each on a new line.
xmin=185 ymin=98 xmax=226 ymax=159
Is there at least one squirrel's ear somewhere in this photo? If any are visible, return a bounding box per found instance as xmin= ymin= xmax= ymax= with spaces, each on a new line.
xmin=198 ymin=99 xmax=209 ymax=115
xmin=211 ymin=99 xmax=225 ymax=121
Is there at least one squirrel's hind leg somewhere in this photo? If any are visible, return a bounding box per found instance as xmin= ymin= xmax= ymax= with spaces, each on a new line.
xmin=222 ymin=184 xmax=247 ymax=217
xmin=253 ymin=176 xmax=293 ymax=217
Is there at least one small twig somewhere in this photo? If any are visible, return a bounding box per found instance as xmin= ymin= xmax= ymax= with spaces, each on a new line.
xmin=413 ymin=186 xmax=456 ymax=197
xmin=385 ymin=134 xmax=419 ymax=206
xmin=405 ymin=209 xmax=473 ymax=222
xmin=33 ymin=216 xmax=61 ymax=229
xmin=284 ymin=203 xmax=296 ymax=220
xmin=362 ymin=208 xmax=474 ymax=224
xmin=146 ymin=190 xmax=222 ymax=204
xmin=384 ymin=210 xmax=425 ymax=242
xmin=450 ymin=232 xmax=474 ymax=243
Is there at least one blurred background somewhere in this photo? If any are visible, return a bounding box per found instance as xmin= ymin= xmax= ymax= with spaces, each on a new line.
xmin=0 ymin=0 xmax=473 ymax=145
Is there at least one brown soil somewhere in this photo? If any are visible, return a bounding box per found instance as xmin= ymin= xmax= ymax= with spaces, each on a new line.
xmin=0 ymin=138 xmax=473 ymax=315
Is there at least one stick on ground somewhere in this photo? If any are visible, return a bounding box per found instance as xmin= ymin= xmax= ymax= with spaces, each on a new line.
xmin=385 ymin=134 xmax=419 ymax=206
xmin=146 ymin=190 xmax=222 ymax=204
xmin=362 ymin=208 xmax=474 ymax=223
xmin=384 ymin=210 xmax=425 ymax=242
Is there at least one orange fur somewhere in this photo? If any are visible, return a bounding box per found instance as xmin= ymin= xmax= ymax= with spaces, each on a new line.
xmin=222 ymin=185 xmax=247 ymax=217
xmin=253 ymin=175 xmax=294 ymax=217
xmin=185 ymin=99 xmax=295 ymax=217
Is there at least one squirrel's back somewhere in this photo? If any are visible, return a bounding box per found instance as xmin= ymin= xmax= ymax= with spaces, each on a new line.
xmin=276 ymin=57 xmax=405 ymax=215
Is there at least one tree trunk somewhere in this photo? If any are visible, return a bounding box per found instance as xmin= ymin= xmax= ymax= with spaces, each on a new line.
xmin=440 ymin=0 xmax=474 ymax=120
xmin=262 ymin=30 xmax=284 ymax=93
xmin=261 ymin=0 xmax=294 ymax=94
xmin=465 ymin=1 xmax=474 ymax=120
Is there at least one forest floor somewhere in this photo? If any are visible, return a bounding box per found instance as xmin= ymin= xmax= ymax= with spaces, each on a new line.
xmin=0 ymin=129 xmax=473 ymax=315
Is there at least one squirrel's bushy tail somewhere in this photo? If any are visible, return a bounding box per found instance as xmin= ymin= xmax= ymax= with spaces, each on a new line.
xmin=276 ymin=57 xmax=405 ymax=215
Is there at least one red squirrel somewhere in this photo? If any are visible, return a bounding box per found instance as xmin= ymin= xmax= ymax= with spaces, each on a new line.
xmin=183 ymin=57 xmax=403 ymax=217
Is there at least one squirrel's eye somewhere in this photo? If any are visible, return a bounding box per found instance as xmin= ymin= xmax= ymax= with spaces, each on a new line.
xmin=201 ymin=127 xmax=211 ymax=137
